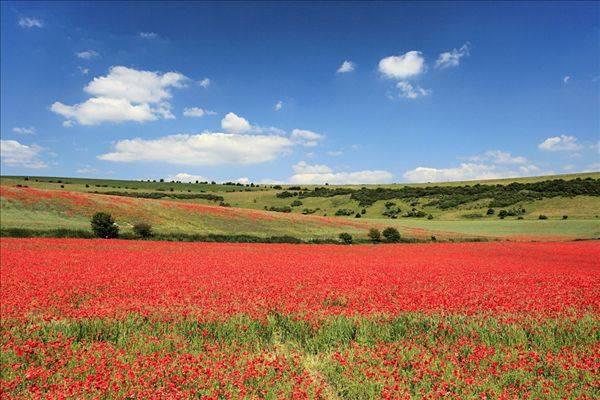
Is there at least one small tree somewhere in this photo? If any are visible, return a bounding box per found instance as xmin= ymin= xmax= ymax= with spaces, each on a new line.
xmin=538 ymin=214 xmax=548 ymax=220
xmin=562 ymin=215 xmax=568 ymax=220
xmin=498 ymin=210 xmax=508 ymax=219
xmin=91 ymin=212 xmax=119 ymax=238
xmin=133 ymin=222 xmax=153 ymax=238
xmin=368 ymin=228 xmax=381 ymax=243
xmin=339 ymin=232 xmax=353 ymax=244
xmin=486 ymin=208 xmax=495 ymax=215
xmin=382 ymin=227 xmax=401 ymax=243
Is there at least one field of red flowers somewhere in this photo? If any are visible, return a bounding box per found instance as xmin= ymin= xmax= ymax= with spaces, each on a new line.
xmin=1 ymin=238 xmax=599 ymax=399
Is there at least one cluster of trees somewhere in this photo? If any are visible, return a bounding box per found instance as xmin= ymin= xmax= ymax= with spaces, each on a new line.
xmin=295 ymin=178 xmax=600 ymax=209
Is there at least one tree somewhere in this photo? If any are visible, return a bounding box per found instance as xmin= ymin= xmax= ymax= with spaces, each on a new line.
xmin=91 ymin=212 xmax=119 ymax=238
xmin=486 ymin=208 xmax=495 ymax=215
xmin=382 ymin=227 xmax=401 ymax=243
xmin=339 ymin=232 xmax=353 ymax=244
xmin=498 ymin=210 xmax=508 ymax=219
xmin=538 ymin=214 xmax=548 ymax=220
xmin=133 ymin=222 xmax=153 ymax=238
xmin=368 ymin=228 xmax=381 ymax=243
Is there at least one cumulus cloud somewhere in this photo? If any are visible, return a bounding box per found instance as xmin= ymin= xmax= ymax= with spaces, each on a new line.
xmin=183 ymin=107 xmax=216 ymax=118
xmin=139 ymin=32 xmax=158 ymax=39
xmin=379 ymin=51 xmax=425 ymax=80
xmin=12 ymin=127 xmax=36 ymax=135
xmin=463 ymin=150 xmax=528 ymax=165
xmin=51 ymin=66 xmax=188 ymax=125
xmin=18 ymin=17 xmax=43 ymax=28
xmin=290 ymin=161 xmax=393 ymax=184
xmin=274 ymin=100 xmax=283 ymax=111
xmin=76 ymin=50 xmax=99 ymax=60
xmin=291 ymin=129 xmax=325 ymax=147
xmin=396 ymin=81 xmax=430 ymax=99
xmin=166 ymin=172 xmax=208 ymax=183
xmin=0 ymin=140 xmax=47 ymax=168
xmin=98 ymin=132 xmax=294 ymax=166
xmin=435 ymin=42 xmax=471 ymax=69
xmin=336 ymin=60 xmax=355 ymax=73
xmin=198 ymin=78 xmax=211 ymax=88
xmin=538 ymin=135 xmax=583 ymax=152
xmin=563 ymin=76 xmax=571 ymax=84
xmin=221 ymin=112 xmax=251 ymax=133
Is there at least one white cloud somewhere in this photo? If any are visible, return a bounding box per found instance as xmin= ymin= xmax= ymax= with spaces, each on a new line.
xmin=235 ymin=177 xmax=250 ymax=185
xmin=12 ymin=127 xmax=36 ymax=135
xmin=183 ymin=107 xmax=216 ymax=118
xmin=378 ymin=51 xmax=425 ymax=80
xmin=274 ymin=100 xmax=283 ymax=111
xmin=76 ymin=167 xmax=99 ymax=175
xmin=76 ymin=50 xmax=99 ymax=60
xmin=199 ymin=78 xmax=211 ymax=88
xmin=18 ymin=17 xmax=43 ymax=28
xmin=463 ymin=150 xmax=528 ymax=165
xmin=0 ymin=140 xmax=47 ymax=168
xmin=78 ymin=66 xmax=90 ymax=75
xmin=327 ymin=150 xmax=343 ymax=157
xmin=221 ymin=112 xmax=251 ymax=133
xmin=98 ymin=132 xmax=294 ymax=166
xmin=538 ymin=135 xmax=583 ymax=152
xmin=435 ymin=42 xmax=471 ymax=69
xmin=336 ymin=60 xmax=355 ymax=73
xmin=51 ymin=66 xmax=188 ymax=125
xmin=167 ymin=172 xmax=208 ymax=183
xmin=139 ymin=32 xmax=158 ymax=39
xmin=563 ymin=76 xmax=571 ymax=84
xmin=403 ymin=162 xmax=544 ymax=183
xmin=396 ymin=81 xmax=430 ymax=99
xmin=290 ymin=161 xmax=393 ymax=184
xmin=291 ymin=129 xmax=325 ymax=147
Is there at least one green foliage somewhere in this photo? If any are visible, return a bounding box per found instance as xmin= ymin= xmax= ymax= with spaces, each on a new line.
xmin=290 ymin=200 xmax=303 ymax=207
xmin=368 ymin=228 xmax=381 ymax=242
xmin=133 ymin=222 xmax=153 ymax=238
xmin=276 ymin=191 xmax=298 ymax=198
xmin=487 ymin=208 xmax=495 ymax=215
xmin=338 ymin=232 xmax=353 ymax=244
xmin=268 ymin=206 xmax=292 ymax=213
xmin=90 ymin=212 xmax=119 ymax=239
xmin=539 ymin=214 xmax=548 ymax=220
xmin=92 ymin=191 xmax=224 ymax=202
xmin=335 ymin=208 xmax=355 ymax=216
xmin=382 ymin=227 xmax=401 ymax=243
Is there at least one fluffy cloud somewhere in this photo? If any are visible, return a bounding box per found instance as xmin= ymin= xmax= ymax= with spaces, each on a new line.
xmin=18 ymin=17 xmax=43 ymax=28
xmin=327 ymin=150 xmax=343 ymax=157
xmin=378 ymin=51 xmax=425 ymax=80
xmin=98 ymin=132 xmax=294 ymax=166
xmin=0 ymin=140 xmax=47 ymax=168
xmin=403 ymin=163 xmax=543 ymax=183
xmin=12 ymin=127 xmax=36 ymax=135
xmin=291 ymin=129 xmax=325 ymax=147
xmin=435 ymin=42 xmax=470 ymax=69
xmin=336 ymin=60 xmax=355 ymax=73
xmin=290 ymin=161 xmax=393 ymax=184
xmin=538 ymin=135 xmax=583 ymax=152
xmin=166 ymin=172 xmax=208 ymax=183
xmin=563 ymin=76 xmax=571 ymax=84
xmin=198 ymin=78 xmax=211 ymax=88
xmin=51 ymin=66 xmax=187 ymax=125
xmin=274 ymin=100 xmax=283 ymax=111
xmin=183 ymin=107 xmax=216 ymax=118
xmin=139 ymin=32 xmax=158 ymax=39
xmin=221 ymin=112 xmax=251 ymax=133
xmin=396 ymin=81 xmax=430 ymax=99
xmin=76 ymin=50 xmax=99 ymax=60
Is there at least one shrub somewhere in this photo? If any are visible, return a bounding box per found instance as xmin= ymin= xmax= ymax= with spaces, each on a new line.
xmin=133 ymin=222 xmax=153 ymax=238
xmin=335 ymin=208 xmax=354 ymax=216
xmin=382 ymin=227 xmax=401 ymax=243
xmin=562 ymin=215 xmax=568 ymax=220
xmin=354 ymin=213 xmax=361 ymax=218
xmin=486 ymin=208 xmax=495 ymax=215
xmin=338 ymin=232 xmax=353 ymax=244
xmin=90 ymin=212 xmax=119 ymax=239
xmin=427 ymin=214 xmax=434 ymax=220
xmin=361 ymin=209 xmax=367 ymax=215
xmin=290 ymin=200 xmax=303 ymax=207
xmin=368 ymin=228 xmax=381 ymax=242
xmin=498 ymin=210 xmax=508 ymax=219
xmin=539 ymin=214 xmax=548 ymax=220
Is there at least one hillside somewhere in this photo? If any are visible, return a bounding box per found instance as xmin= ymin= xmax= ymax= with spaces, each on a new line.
xmin=1 ymin=173 xmax=599 ymax=241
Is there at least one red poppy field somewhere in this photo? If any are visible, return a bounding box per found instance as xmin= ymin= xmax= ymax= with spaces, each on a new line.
xmin=1 ymin=238 xmax=599 ymax=399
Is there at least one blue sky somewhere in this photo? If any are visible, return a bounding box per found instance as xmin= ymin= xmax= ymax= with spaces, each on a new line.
xmin=1 ymin=1 xmax=598 ymax=184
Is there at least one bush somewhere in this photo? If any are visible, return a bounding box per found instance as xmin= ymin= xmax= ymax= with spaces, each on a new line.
xmin=427 ymin=214 xmax=434 ymax=220
xmin=335 ymin=208 xmax=354 ymax=216
xmin=382 ymin=227 xmax=401 ymax=243
xmin=486 ymin=208 xmax=495 ymax=215
xmin=133 ymin=222 xmax=153 ymax=238
xmin=290 ymin=200 xmax=303 ymax=207
xmin=338 ymin=232 xmax=353 ymax=244
xmin=498 ymin=210 xmax=508 ymax=219
xmin=90 ymin=212 xmax=119 ymax=238
xmin=539 ymin=214 xmax=548 ymax=220
xmin=562 ymin=215 xmax=568 ymax=220
xmin=368 ymin=228 xmax=381 ymax=242
xmin=354 ymin=213 xmax=361 ymax=218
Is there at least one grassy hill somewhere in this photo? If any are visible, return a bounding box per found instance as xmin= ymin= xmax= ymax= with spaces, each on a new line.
xmin=1 ymin=173 xmax=599 ymax=241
